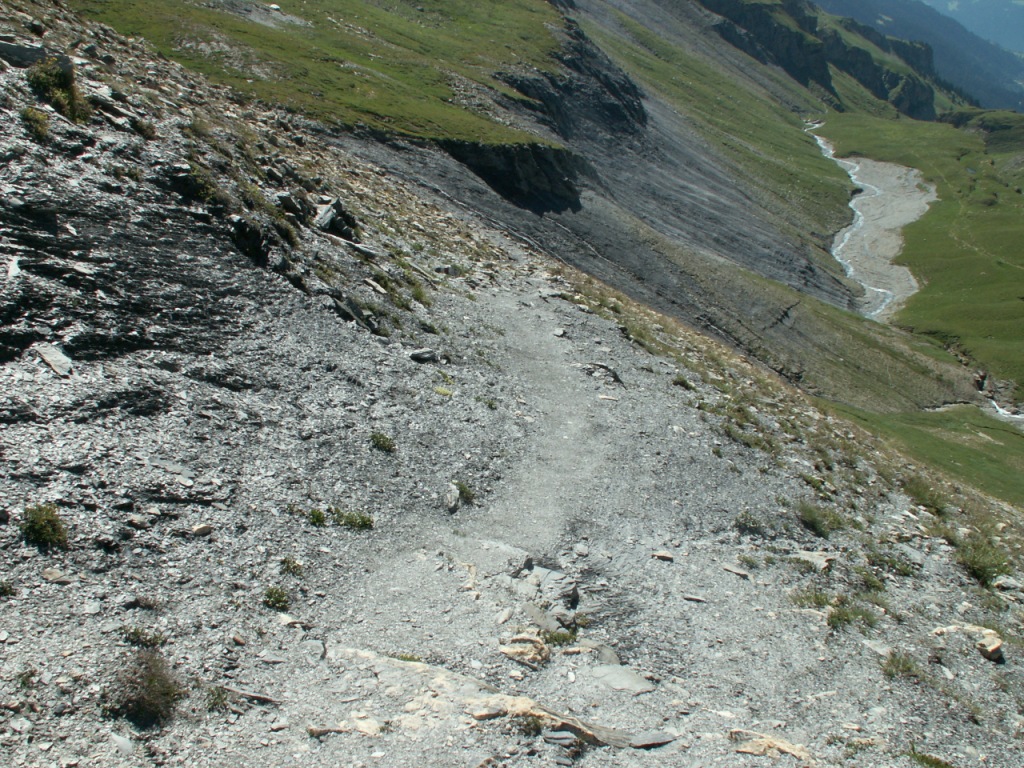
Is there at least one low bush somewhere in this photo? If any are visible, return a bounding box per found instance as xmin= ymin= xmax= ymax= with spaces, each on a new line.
xmin=26 ymin=57 xmax=91 ymax=122
xmin=370 ymin=432 xmax=396 ymax=453
xmin=797 ymin=501 xmax=845 ymax=538
xmin=21 ymin=502 xmax=68 ymax=550
xmin=956 ymin=534 xmax=1010 ymax=587
xmin=20 ymin=106 xmax=49 ymax=141
xmin=263 ymin=586 xmax=289 ymax=611
xmin=104 ymin=650 xmax=182 ymax=729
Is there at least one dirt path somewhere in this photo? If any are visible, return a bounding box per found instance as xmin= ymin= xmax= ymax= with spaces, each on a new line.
xmin=813 ymin=133 xmax=937 ymax=320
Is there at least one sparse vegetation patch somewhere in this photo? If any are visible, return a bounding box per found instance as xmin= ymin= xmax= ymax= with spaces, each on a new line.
xmin=103 ymin=650 xmax=182 ymax=729
xmin=21 ymin=502 xmax=69 ymax=550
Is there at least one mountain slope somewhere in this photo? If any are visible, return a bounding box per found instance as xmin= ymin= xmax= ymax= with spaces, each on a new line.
xmin=816 ymin=0 xmax=1024 ymax=111
xmin=3 ymin=6 xmax=1024 ymax=768
xmin=920 ymin=0 xmax=1024 ymax=53
xmin=62 ymin=0 xmax=981 ymax=414
xmin=2 ymin=3 xmax=1024 ymax=767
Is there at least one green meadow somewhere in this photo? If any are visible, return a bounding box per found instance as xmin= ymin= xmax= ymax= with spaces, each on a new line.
xmin=70 ymin=0 xmax=563 ymax=142
xmin=821 ymin=109 xmax=1024 ymax=401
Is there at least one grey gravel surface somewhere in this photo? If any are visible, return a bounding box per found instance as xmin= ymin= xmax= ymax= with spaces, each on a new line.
xmin=1 ymin=3 xmax=1022 ymax=768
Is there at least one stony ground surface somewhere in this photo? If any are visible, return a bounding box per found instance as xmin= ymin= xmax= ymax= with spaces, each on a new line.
xmin=1 ymin=3 xmax=1023 ymax=768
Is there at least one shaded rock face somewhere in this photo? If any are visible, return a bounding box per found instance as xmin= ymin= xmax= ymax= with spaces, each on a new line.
xmin=696 ymin=0 xmax=938 ymax=119
xmin=439 ymin=140 xmax=592 ymax=215
xmin=820 ymin=29 xmax=936 ymax=121
xmin=698 ymin=0 xmax=832 ymax=89
xmin=441 ymin=18 xmax=642 ymax=215
xmin=501 ymin=19 xmax=647 ymax=141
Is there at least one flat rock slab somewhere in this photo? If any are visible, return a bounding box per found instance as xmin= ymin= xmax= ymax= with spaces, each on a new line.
xmin=36 ymin=343 xmax=73 ymax=376
xmin=591 ymin=664 xmax=656 ymax=694
xmin=630 ymin=730 xmax=676 ymax=749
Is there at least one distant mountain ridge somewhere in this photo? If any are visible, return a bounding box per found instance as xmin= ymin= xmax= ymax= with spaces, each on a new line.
xmin=920 ymin=0 xmax=1024 ymax=54
xmin=815 ymin=0 xmax=1024 ymax=111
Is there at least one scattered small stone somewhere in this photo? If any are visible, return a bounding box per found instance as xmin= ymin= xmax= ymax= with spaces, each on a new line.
xmin=542 ymin=730 xmax=577 ymax=747
xmin=192 ymin=523 xmax=214 ymax=537
xmin=723 ymin=564 xmax=751 ymax=580
xmin=792 ymin=550 xmax=835 ymax=572
xmin=469 ymin=704 xmax=505 ymax=721
xmin=445 ymin=483 xmax=460 ymax=513
xmin=862 ymin=640 xmax=891 ymax=658
xmin=127 ymin=514 xmax=151 ymax=530
xmin=36 ymin=343 xmax=73 ymax=376
xmin=409 ymin=348 xmax=439 ymax=363
xmin=41 ymin=568 xmax=73 ymax=585
xmin=977 ymin=632 xmax=1005 ymax=663
xmin=993 ymin=575 xmax=1022 ymax=592
xmin=591 ymin=664 xmax=656 ymax=694
xmin=630 ymin=730 xmax=676 ymax=749
xmin=109 ymin=733 xmax=132 ymax=755
xmin=682 ymin=594 xmax=707 ymax=603
xmin=651 ymin=550 xmax=674 ymax=562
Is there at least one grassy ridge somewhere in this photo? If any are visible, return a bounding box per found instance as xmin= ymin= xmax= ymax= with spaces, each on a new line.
xmin=70 ymin=0 xmax=562 ymax=142
xmin=820 ymin=109 xmax=1024 ymax=400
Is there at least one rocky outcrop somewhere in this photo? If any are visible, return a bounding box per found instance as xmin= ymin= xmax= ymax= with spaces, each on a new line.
xmin=696 ymin=0 xmax=939 ymax=118
xmin=820 ymin=28 xmax=937 ymax=120
xmin=698 ymin=0 xmax=832 ymax=90
xmin=501 ymin=19 xmax=647 ymax=140
xmin=439 ymin=140 xmax=592 ymax=214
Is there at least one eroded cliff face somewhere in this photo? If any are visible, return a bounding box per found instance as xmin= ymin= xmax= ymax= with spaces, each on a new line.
xmin=696 ymin=0 xmax=939 ymax=119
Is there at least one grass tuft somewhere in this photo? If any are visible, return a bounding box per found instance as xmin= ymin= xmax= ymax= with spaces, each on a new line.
xmin=797 ymin=501 xmax=845 ymax=538
xmin=370 ymin=432 xmax=396 ymax=454
xmin=263 ymin=586 xmax=289 ymax=611
xmin=21 ymin=502 xmax=69 ymax=550
xmin=103 ymin=650 xmax=182 ymax=729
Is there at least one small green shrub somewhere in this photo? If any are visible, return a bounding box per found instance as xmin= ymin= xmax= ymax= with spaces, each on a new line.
xmin=883 ymin=652 xmax=922 ymax=680
xmin=21 ymin=502 xmax=68 ymax=550
xmin=26 ymin=57 xmax=91 ymax=122
xmin=734 ymin=510 xmax=767 ymax=536
xmin=370 ymin=432 xmax=396 ymax=453
xmin=20 ymin=106 xmax=49 ymax=141
xmin=206 ymin=685 xmax=231 ymax=712
xmin=307 ymin=508 xmax=327 ymax=527
xmin=263 ymin=586 xmax=290 ymax=611
xmin=16 ymin=668 xmax=37 ymax=690
xmin=540 ymin=629 xmax=577 ymax=646
xmin=280 ymin=556 xmax=304 ymax=576
xmin=330 ymin=508 xmax=374 ymax=530
xmin=956 ymin=534 xmax=1010 ymax=587
xmin=907 ymin=747 xmax=957 ymax=768
xmin=392 ymin=652 xmax=422 ymax=662
xmin=130 ymin=117 xmax=157 ymax=140
xmin=790 ymin=588 xmax=832 ymax=609
xmin=672 ymin=374 xmax=695 ymax=390
xmin=104 ymin=650 xmax=182 ymax=729
xmin=827 ymin=599 xmax=878 ymax=630
xmin=903 ymin=475 xmax=946 ymax=513
xmin=0 ymin=581 xmax=14 ymax=598
xmin=122 ymin=626 xmax=168 ymax=648
xmin=188 ymin=162 xmax=233 ymax=208
xmin=455 ymin=481 xmax=475 ymax=506
xmin=797 ymin=501 xmax=845 ymax=538
xmin=511 ymin=714 xmax=544 ymax=737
